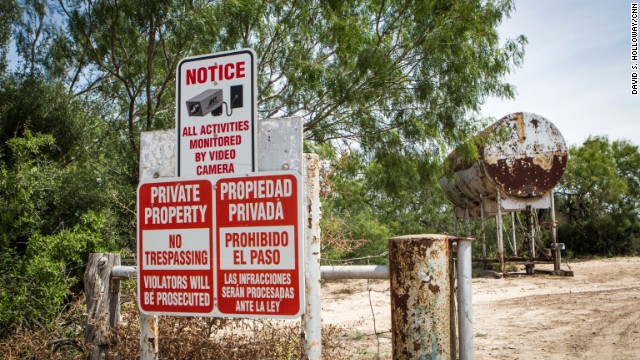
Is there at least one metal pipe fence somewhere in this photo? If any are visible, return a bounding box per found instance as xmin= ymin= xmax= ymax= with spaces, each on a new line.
xmin=92 ymin=238 xmax=474 ymax=360
xmin=85 ymin=123 xmax=475 ymax=359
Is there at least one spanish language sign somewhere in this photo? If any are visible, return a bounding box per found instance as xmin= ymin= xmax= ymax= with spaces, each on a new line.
xmin=215 ymin=172 xmax=304 ymax=318
xmin=137 ymin=172 xmax=303 ymax=318
xmin=137 ymin=178 xmax=214 ymax=315
xmin=176 ymin=49 xmax=257 ymax=177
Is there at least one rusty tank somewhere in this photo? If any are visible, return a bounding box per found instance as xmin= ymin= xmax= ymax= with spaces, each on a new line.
xmin=440 ymin=112 xmax=568 ymax=210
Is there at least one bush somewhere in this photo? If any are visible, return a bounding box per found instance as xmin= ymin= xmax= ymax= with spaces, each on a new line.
xmin=556 ymin=137 xmax=640 ymax=256
xmin=0 ymin=130 xmax=120 ymax=332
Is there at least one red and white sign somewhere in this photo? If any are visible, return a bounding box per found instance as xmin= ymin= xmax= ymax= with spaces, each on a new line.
xmin=215 ymin=172 xmax=304 ymax=318
xmin=137 ymin=178 xmax=214 ymax=315
xmin=136 ymin=172 xmax=304 ymax=318
xmin=176 ymin=49 xmax=257 ymax=177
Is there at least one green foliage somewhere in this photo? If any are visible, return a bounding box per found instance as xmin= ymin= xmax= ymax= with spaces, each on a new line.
xmin=0 ymin=79 xmax=121 ymax=332
xmin=0 ymin=235 xmax=70 ymax=332
xmin=557 ymin=137 xmax=640 ymax=256
xmin=54 ymin=0 xmax=224 ymax=156
xmin=0 ymin=77 xmax=82 ymax=162
xmin=320 ymin=145 xmax=454 ymax=263
xmin=0 ymin=135 xmax=112 ymax=331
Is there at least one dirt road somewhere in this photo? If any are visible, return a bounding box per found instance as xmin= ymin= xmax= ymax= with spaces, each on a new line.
xmin=321 ymin=257 xmax=640 ymax=359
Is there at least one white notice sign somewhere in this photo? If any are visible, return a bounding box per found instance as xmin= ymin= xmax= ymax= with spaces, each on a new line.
xmin=176 ymin=49 xmax=257 ymax=177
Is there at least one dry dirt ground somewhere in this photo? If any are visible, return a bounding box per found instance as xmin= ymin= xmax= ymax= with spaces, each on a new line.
xmin=320 ymin=257 xmax=640 ymax=359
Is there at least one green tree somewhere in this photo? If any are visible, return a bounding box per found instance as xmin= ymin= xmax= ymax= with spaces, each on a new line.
xmin=612 ymin=140 xmax=640 ymax=212
xmin=318 ymin=142 xmax=453 ymax=262
xmin=557 ymin=137 xmax=640 ymax=255
xmin=0 ymin=0 xmax=20 ymax=72
xmin=41 ymin=0 xmax=525 ymax=173
xmin=53 ymin=0 xmax=222 ymax=157
xmin=9 ymin=0 xmax=525 ymax=258
xmin=0 ymin=0 xmax=528 ymax=330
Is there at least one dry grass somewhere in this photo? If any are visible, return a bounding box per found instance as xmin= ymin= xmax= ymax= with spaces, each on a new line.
xmin=0 ymin=282 xmax=352 ymax=359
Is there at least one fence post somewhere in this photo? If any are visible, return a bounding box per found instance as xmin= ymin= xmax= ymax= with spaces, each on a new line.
xmin=85 ymin=253 xmax=121 ymax=360
xmin=389 ymin=235 xmax=454 ymax=360
xmin=256 ymin=118 xmax=322 ymax=359
xmin=496 ymin=190 xmax=505 ymax=273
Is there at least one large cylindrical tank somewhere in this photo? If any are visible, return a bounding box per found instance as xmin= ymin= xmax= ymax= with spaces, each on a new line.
xmin=440 ymin=112 xmax=568 ymax=209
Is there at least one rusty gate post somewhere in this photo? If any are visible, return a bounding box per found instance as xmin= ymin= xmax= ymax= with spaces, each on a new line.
xmin=389 ymin=234 xmax=454 ymax=360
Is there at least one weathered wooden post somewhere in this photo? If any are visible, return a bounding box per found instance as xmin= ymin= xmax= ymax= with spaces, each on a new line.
xmin=389 ymin=234 xmax=454 ymax=360
xmin=139 ymin=315 xmax=159 ymax=359
xmin=84 ymin=253 xmax=121 ymax=360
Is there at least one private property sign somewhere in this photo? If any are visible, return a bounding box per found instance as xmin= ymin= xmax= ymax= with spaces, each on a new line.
xmin=215 ymin=172 xmax=303 ymax=317
xmin=137 ymin=178 xmax=214 ymax=315
xmin=176 ymin=49 xmax=257 ymax=177
xmin=137 ymin=172 xmax=303 ymax=318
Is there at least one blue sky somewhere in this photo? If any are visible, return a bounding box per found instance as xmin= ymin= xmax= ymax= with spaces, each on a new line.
xmin=482 ymin=0 xmax=639 ymax=147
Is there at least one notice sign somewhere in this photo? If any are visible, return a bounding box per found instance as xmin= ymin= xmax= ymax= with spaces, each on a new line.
xmin=176 ymin=49 xmax=257 ymax=177
xmin=215 ymin=172 xmax=304 ymax=318
xmin=137 ymin=178 xmax=214 ymax=315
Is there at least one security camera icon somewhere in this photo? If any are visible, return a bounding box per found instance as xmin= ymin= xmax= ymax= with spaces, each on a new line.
xmin=186 ymin=85 xmax=243 ymax=117
xmin=187 ymin=89 xmax=223 ymax=116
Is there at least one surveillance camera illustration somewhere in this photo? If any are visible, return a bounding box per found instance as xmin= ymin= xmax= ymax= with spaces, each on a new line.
xmin=186 ymin=85 xmax=243 ymax=117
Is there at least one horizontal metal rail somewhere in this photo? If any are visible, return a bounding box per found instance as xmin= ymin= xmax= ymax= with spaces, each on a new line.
xmin=112 ymin=265 xmax=137 ymax=279
xmin=321 ymin=265 xmax=389 ymax=280
xmin=112 ymin=265 xmax=390 ymax=280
